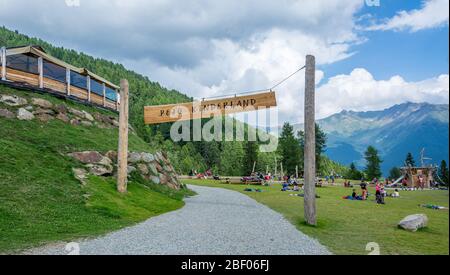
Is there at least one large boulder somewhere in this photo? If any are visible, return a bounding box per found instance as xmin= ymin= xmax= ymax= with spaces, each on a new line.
xmin=82 ymin=111 xmax=95 ymax=122
xmin=128 ymin=152 xmax=142 ymax=163
xmin=69 ymin=151 xmax=104 ymax=164
xmin=0 ymin=108 xmax=14 ymax=119
xmin=33 ymin=108 xmax=55 ymax=116
xmin=0 ymin=95 xmax=28 ymax=106
xmin=147 ymin=163 xmax=159 ymax=176
xmin=68 ymin=107 xmax=85 ymax=118
xmin=56 ymin=112 xmax=70 ymax=123
xmin=87 ymin=164 xmax=113 ymax=176
xmin=31 ymin=98 xmax=53 ymax=109
xmin=54 ymin=104 xmax=68 ymax=114
xmin=141 ymin=153 xmax=155 ymax=163
xmin=398 ymin=214 xmax=429 ymax=232
xmin=17 ymin=108 xmax=35 ymax=121
xmin=36 ymin=113 xmax=54 ymax=123
xmin=137 ymin=163 xmax=149 ymax=175
xmin=72 ymin=168 xmax=88 ymax=185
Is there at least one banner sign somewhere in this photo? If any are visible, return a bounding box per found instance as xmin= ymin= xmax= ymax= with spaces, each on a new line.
xmin=144 ymin=91 xmax=277 ymax=125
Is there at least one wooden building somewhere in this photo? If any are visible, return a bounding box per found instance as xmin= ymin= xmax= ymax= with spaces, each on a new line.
xmin=400 ymin=166 xmax=435 ymax=189
xmin=0 ymin=45 xmax=119 ymax=111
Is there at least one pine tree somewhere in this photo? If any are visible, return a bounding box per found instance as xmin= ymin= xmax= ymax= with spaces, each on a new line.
xmin=279 ymin=123 xmax=302 ymax=175
xmin=243 ymin=141 xmax=258 ymax=176
xmin=439 ymin=160 xmax=449 ymax=185
xmin=346 ymin=162 xmax=363 ymax=180
xmin=405 ymin=152 xmax=416 ymax=167
xmin=297 ymin=123 xmax=327 ymax=173
xmin=389 ymin=167 xmax=402 ymax=180
xmin=364 ymin=146 xmax=383 ymax=180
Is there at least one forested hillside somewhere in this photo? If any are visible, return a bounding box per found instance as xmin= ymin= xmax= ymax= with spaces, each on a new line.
xmin=0 ymin=27 xmax=346 ymax=177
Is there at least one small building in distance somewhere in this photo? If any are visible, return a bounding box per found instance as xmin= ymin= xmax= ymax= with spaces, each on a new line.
xmin=1 ymin=45 xmax=120 ymax=111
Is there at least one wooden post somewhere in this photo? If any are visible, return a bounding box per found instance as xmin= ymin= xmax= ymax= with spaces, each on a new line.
xmin=1 ymin=47 xmax=6 ymax=81
xmin=252 ymin=161 xmax=257 ymax=174
xmin=117 ymin=79 xmax=129 ymax=193
xmin=102 ymin=83 xmax=106 ymax=107
xmin=87 ymin=76 xmax=91 ymax=102
xmin=304 ymin=55 xmax=317 ymax=226
xmin=38 ymin=57 xmax=43 ymax=89
xmin=66 ymin=68 xmax=71 ymax=96
xmin=116 ymin=89 xmax=120 ymax=111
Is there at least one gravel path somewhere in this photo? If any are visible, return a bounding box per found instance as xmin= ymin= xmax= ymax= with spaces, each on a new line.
xmin=26 ymin=185 xmax=331 ymax=255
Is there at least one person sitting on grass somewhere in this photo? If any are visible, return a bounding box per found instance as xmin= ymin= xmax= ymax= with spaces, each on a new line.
xmin=293 ymin=182 xmax=300 ymax=192
xmin=360 ymin=180 xmax=368 ymax=200
xmin=391 ymin=189 xmax=400 ymax=198
xmin=352 ymin=189 xmax=358 ymax=199
xmin=281 ymin=182 xmax=290 ymax=191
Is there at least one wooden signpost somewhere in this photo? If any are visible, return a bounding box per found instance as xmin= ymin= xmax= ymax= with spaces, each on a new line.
xmin=117 ymin=79 xmax=129 ymax=193
xmin=144 ymin=91 xmax=277 ymax=125
xmin=304 ymin=55 xmax=317 ymax=226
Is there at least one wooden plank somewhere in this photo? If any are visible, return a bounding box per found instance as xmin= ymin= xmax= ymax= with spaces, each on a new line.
xmin=43 ymin=77 xmax=66 ymax=94
xmin=6 ymin=68 xmax=39 ymax=87
xmin=144 ymin=91 xmax=277 ymax=125
xmin=70 ymin=85 xmax=88 ymax=100
xmin=90 ymin=93 xmax=104 ymax=106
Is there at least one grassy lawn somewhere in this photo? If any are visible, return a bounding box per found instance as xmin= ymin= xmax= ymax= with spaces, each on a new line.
xmin=183 ymin=179 xmax=449 ymax=255
xmin=0 ymin=87 xmax=190 ymax=253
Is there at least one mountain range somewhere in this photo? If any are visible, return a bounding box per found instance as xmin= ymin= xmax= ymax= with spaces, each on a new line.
xmin=287 ymin=102 xmax=449 ymax=175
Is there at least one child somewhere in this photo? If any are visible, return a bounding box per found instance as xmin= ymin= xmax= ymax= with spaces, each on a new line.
xmin=391 ymin=189 xmax=400 ymax=198
xmin=352 ymin=189 xmax=357 ymax=199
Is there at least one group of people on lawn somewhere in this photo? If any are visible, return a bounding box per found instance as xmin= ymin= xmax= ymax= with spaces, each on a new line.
xmin=345 ymin=178 xmax=400 ymax=204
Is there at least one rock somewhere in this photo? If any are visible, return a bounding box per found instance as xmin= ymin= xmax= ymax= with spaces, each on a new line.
xmin=137 ymin=164 xmax=149 ymax=175
xmin=68 ymin=107 xmax=85 ymax=118
xmin=36 ymin=114 xmax=54 ymax=123
xmin=70 ymin=119 xmax=81 ymax=126
xmin=72 ymin=168 xmax=88 ymax=185
xmin=17 ymin=108 xmax=35 ymax=120
xmin=56 ymin=113 xmax=70 ymax=123
xmin=0 ymin=108 xmax=14 ymax=119
xmin=159 ymin=174 xmax=169 ymax=185
xmin=105 ymin=151 xmax=118 ymax=162
xmin=31 ymin=98 xmax=53 ymax=109
xmin=150 ymin=176 xmax=161 ymax=185
xmin=82 ymin=111 xmax=94 ymax=122
xmin=148 ymin=163 xmax=159 ymax=176
xmin=0 ymin=95 xmax=28 ymax=106
xmin=69 ymin=151 xmax=104 ymax=164
xmin=54 ymin=104 xmax=68 ymax=114
xmin=141 ymin=153 xmax=155 ymax=163
xmin=127 ymin=166 xmax=137 ymax=174
xmin=112 ymin=119 xmax=120 ymax=127
xmin=87 ymin=164 xmax=113 ymax=176
xmin=155 ymin=162 xmax=164 ymax=173
xmin=25 ymin=106 xmax=34 ymax=111
xmin=398 ymin=214 xmax=428 ymax=232
xmin=81 ymin=121 xmax=93 ymax=127
xmin=128 ymin=152 xmax=142 ymax=163
xmin=33 ymin=108 xmax=55 ymax=116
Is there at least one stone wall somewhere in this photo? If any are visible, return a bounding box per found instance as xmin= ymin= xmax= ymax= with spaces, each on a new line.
xmin=69 ymin=151 xmax=182 ymax=190
xmin=0 ymin=93 xmax=121 ymax=129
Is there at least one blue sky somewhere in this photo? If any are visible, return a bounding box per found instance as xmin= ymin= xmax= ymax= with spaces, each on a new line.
xmin=0 ymin=0 xmax=448 ymax=123
xmin=321 ymin=0 xmax=449 ymax=83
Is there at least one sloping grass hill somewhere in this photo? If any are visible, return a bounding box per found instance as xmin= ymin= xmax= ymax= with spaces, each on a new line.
xmin=0 ymin=85 xmax=191 ymax=253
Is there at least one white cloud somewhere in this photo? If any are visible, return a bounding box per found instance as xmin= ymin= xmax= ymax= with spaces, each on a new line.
xmin=316 ymin=69 xmax=449 ymax=119
xmin=367 ymin=0 xmax=449 ymax=32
